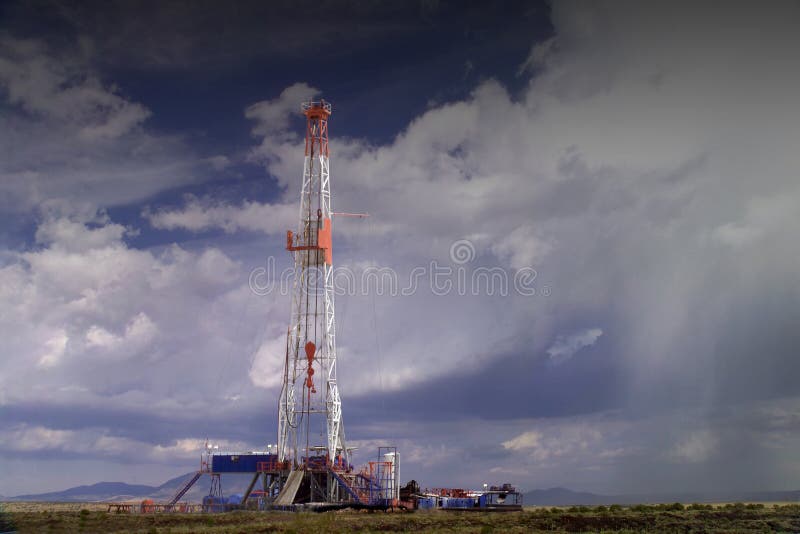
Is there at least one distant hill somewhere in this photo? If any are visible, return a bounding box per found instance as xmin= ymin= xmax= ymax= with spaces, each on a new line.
xmin=6 ymin=476 xmax=800 ymax=505
xmin=523 ymin=487 xmax=800 ymax=506
xmin=10 ymin=481 xmax=158 ymax=502
xmin=5 ymin=472 xmax=259 ymax=503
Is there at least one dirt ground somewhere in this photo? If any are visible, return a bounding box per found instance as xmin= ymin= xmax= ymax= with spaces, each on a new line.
xmin=3 ymin=502 xmax=800 ymax=533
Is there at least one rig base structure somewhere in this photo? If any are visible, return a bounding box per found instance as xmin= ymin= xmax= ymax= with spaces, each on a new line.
xmin=153 ymin=447 xmax=401 ymax=512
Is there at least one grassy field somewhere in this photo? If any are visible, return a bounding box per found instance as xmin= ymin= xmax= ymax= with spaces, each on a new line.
xmin=3 ymin=502 xmax=800 ymax=533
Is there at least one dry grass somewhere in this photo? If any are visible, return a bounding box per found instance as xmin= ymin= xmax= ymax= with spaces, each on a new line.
xmin=3 ymin=502 xmax=800 ymax=533
xmin=4 ymin=501 xmax=110 ymax=513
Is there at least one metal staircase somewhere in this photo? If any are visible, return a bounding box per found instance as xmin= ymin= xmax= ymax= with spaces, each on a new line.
xmin=329 ymin=469 xmax=365 ymax=503
xmin=168 ymin=471 xmax=203 ymax=506
xmin=329 ymin=468 xmax=383 ymax=504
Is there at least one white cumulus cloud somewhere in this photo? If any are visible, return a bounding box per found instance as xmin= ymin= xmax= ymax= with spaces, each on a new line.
xmin=546 ymin=328 xmax=603 ymax=364
xmin=144 ymin=195 xmax=296 ymax=235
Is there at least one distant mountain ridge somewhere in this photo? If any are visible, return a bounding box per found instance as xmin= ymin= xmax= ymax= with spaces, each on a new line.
xmin=523 ymin=487 xmax=800 ymax=506
xmin=10 ymin=481 xmax=159 ymax=502
xmin=5 ymin=477 xmax=800 ymax=505
xmin=5 ymin=472 xmax=257 ymax=503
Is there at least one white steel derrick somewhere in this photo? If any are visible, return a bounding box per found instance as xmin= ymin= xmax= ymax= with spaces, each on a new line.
xmin=277 ymin=104 xmax=348 ymax=470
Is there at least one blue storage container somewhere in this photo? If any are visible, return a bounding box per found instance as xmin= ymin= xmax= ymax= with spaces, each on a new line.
xmin=417 ymin=497 xmax=437 ymax=509
xmin=211 ymin=453 xmax=277 ymax=473
xmin=441 ymin=497 xmax=476 ymax=509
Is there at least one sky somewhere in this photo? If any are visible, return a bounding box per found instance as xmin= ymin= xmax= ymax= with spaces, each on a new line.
xmin=1 ymin=0 xmax=800 ymax=497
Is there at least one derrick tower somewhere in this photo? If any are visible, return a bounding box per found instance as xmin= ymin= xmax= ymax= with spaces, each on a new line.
xmin=278 ymin=100 xmax=348 ymax=469
xmin=151 ymin=99 xmax=398 ymax=510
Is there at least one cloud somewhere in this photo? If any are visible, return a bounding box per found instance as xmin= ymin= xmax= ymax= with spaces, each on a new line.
xmin=502 ymin=423 xmax=603 ymax=464
xmin=206 ymin=155 xmax=232 ymax=171
xmin=0 ymin=37 xmax=151 ymax=139
xmin=14 ymin=2 xmax=420 ymax=70
xmin=502 ymin=430 xmax=543 ymax=451
xmin=245 ymin=82 xmax=320 ymax=139
xmin=518 ymin=37 xmax=556 ymax=76
xmin=0 ymin=35 xmax=213 ymax=213
xmin=248 ymin=336 xmax=287 ymax=389
xmin=710 ymin=193 xmax=799 ymax=248
xmin=546 ymin=328 xmax=603 ymax=364
xmin=85 ymin=312 xmax=158 ymax=356
xmin=143 ymin=195 xmax=296 ymax=235
xmin=669 ymin=430 xmax=718 ymax=464
xmin=0 ymin=211 xmax=268 ymax=418
xmin=34 ymin=211 xmax=131 ymax=253
xmin=0 ymin=423 xmax=222 ymax=464
xmin=491 ymin=223 xmax=554 ymax=269
xmin=37 ymin=330 xmax=68 ymax=369
xmin=214 ymin=0 xmax=800 ymax=415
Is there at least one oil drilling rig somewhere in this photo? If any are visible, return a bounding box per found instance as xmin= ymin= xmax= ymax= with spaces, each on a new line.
xmin=279 ymin=98 xmax=349 ymax=484
xmin=105 ymin=99 xmax=524 ymax=515
xmin=167 ymin=100 xmax=401 ymax=510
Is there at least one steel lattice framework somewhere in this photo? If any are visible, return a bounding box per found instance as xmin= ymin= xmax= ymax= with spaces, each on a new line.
xmin=278 ymin=100 xmax=348 ymax=470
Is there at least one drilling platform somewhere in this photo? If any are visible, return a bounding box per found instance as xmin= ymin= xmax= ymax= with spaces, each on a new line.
xmin=165 ymin=100 xmax=401 ymax=511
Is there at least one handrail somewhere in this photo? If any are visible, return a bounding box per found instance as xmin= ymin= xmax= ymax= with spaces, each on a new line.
xmin=168 ymin=471 xmax=203 ymax=506
xmin=301 ymin=100 xmax=332 ymax=113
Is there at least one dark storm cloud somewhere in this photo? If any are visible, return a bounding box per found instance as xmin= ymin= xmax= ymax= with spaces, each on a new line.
xmin=3 ymin=0 xmax=800 ymax=496
xmin=2 ymin=0 xmax=545 ymax=70
xmin=347 ymin=343 xmax=624 ymax=422
xmin=4 ymin=0 xmax=396 ymax=67
xmin=0 ymin=400 xmax=273 ymax=453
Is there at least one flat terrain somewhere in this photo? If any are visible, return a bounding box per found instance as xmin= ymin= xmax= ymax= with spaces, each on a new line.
xmin=3 ymin=502 xmax=800 ymax=533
